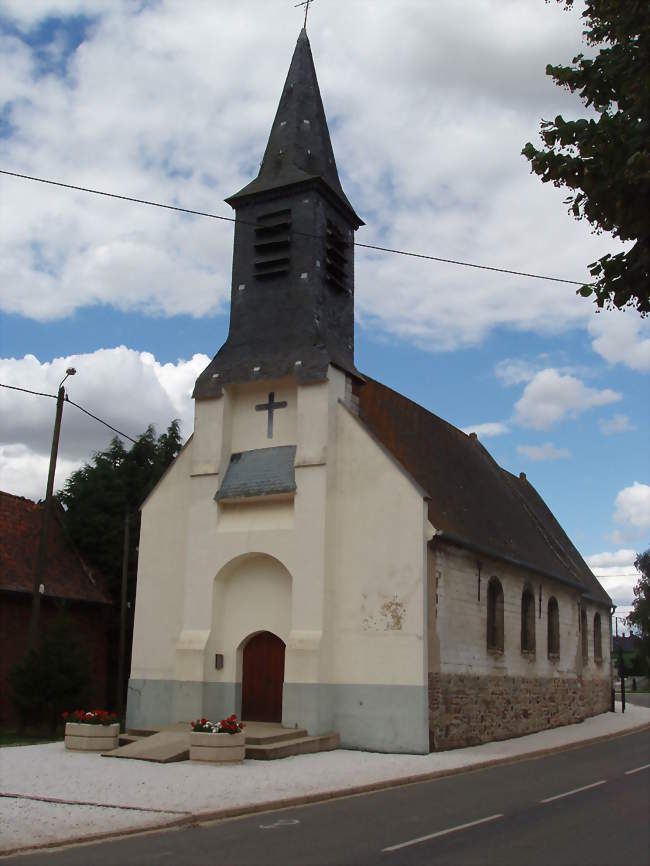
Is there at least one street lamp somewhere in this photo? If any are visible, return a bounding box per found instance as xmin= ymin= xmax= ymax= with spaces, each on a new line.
xmin=27 ymin=367 xmax=77 ymax=651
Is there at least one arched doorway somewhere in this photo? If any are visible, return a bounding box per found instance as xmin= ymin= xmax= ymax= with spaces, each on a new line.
xmin=241 ymin=631 xmax=285 ymax=722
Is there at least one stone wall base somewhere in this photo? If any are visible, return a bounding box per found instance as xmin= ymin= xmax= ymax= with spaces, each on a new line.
xmin=429 ymin=672 xmax=611 ymax=750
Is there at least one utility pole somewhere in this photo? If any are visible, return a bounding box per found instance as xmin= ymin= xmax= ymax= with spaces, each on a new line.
xmin=27 ymin=368 xmax=76 ymax=652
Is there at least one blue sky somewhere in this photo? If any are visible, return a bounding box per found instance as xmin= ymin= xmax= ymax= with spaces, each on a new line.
xmin=0 ymin=0 xmax=648 ymax=619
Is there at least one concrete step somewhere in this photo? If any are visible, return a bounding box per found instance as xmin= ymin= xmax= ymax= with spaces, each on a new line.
xmin=245 ymin=732 xmax=339 ymax=760
xmin=118 ymin=733 xmax=145 ymax=746
xmin=244 ymin=727 xmax=309 ymax=745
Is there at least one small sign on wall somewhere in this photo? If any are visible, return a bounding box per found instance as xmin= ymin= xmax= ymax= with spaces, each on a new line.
xmin=215 ymin=653 xmax=224 ymax=670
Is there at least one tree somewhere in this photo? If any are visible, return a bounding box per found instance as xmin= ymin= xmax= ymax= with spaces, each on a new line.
xmin=627 ymin=548 xmax=650 ymax=667
xmin=58 ymin=420 xmax=182 ymax=602
xmin=57 ymin=420 xmax=182 ymax=712
xmin=11 ymin=614 xmax=91 ymax=732
xmin=522 ymin=1 xmax=649 ymax=314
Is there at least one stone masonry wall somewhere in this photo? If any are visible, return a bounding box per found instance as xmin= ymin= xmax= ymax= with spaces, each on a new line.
xmin=429 ymin=672 xmax=611 ymax=750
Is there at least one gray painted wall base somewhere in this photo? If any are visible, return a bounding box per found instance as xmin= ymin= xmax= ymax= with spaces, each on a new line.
xmin=127 ymin=678 xmax=429 ymax=753
xmin=285 ymin=682 xmax=429 ymax=753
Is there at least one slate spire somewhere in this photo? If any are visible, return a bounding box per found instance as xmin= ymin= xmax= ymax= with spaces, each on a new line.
xmin=226 ymin=28 xmax=361 ymax=225
xmin=194 ymin=29 xmax=363 ymax=399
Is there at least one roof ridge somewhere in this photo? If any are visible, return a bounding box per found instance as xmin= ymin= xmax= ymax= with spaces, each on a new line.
xmin=359 ymin=374 xmax=468 ymax=440
xmin=355 ymin=377 xmax=610 ymax=604
xmin=502 ymin=470 xmax=581 ymax=585
xmin=513 ymin=475 xmax=611 ymax=604
xmin=0 ymin=489 xmax=38 ymax=507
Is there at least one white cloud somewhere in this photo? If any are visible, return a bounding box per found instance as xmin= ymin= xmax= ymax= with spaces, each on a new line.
xmin=613 ymin=482 xmax=650 ymax=535
xmin=461 ymin=422 xmax=510 ymax=438
xmin=586 ymin=549 xmax=639 ymax=569
xmin=585 ymin=549 xmax=641 ymax=609
xmin=513 ymin=368 xmax=621 ymax=430
xmin=589 ymin=309 xmax=650 ymax=372
xmin=0 ymin=0 xmax=625 ymax=349
xmin=599 ymin=414 xmax=634 ymax=436
xmin=517 ymin=442 xmax=571 ymax=461
xmin=0 ymin=348 xmax=209 ymax=499
xmin=0 ymin=443 xmax=81 ymax=503
xmin=494 ymin=359 xmax=537 ymax=386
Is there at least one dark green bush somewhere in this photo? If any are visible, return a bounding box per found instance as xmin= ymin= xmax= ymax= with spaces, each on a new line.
xmin=11 ymin=614 xmax=91 ymax=733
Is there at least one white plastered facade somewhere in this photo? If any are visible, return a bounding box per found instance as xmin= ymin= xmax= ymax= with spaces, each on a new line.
xmin=128 ymin=366 xmax=432 ymax=752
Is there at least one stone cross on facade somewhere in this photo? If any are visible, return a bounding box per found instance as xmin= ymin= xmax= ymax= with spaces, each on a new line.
xmin=255 ymin=392 xmax=288 ymax=438
xmin=294 ymin=0 xmax=315 ymax=29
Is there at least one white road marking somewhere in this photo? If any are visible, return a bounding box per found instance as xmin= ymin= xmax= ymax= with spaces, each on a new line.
xmin=541 ymin=780 xmax=607 ymax=803
xmin=259 ymin=818 xmax=300 ymax=829
xmin=625 ymin=764 xmax=650 ymax=775
xmin=381 ymin=813 xmax=504 ymax=853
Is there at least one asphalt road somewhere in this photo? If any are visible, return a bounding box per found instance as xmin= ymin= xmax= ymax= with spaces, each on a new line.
xmin=625 ymin=692 xmax=650 ymax=708
xmin=4 ymin=729 xmax=649 ymax=866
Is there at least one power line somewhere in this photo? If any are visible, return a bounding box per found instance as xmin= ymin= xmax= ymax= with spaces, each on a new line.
xmin=65 ymin=398 xmax=138 ymax=444
xmin=0 ymin=382 xmax=138 ymax=443
xmin=0 ymin=169 xmax=590 ymax=287
xmin=0 ymin=382 xmax=57 ymax=400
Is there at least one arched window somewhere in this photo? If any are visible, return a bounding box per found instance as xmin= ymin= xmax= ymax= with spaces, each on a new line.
xmin=547 ymin=597 xmax=560 ymax=657
xmin=581 ymin=607 xmax=588 ymax=664
xmin=487 ymin=577 xmax=504 ymax=652
xmin=593 ymin=612 xmax=602 ymax=661
xmin=521 ymin=584 xmax=536 ymax=653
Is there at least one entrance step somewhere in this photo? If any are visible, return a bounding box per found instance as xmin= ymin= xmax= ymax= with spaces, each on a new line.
xmin=104 ymin=721 xmax=339 ymax=762
xmin=245 ymin=732 xmax=339 ymax=760
xmin=244 ymin=725 xmax=309 ymax=746
xmin=117 ymin=733 xmax=145 ymax=746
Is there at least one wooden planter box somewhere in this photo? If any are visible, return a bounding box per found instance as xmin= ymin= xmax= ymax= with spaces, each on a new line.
xmin=64 ymin=722 xmax=120 ymax=752
xmin=190 ymin=731 xmax=245 ymax=763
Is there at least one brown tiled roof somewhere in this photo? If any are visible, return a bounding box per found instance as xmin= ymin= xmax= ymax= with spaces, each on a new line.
xmin=354 ymin=377 xmax=611 ymax=606
xmin=0 ymin=491 xmax=112 ymax=605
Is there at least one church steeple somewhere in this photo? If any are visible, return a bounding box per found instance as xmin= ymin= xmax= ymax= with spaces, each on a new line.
xmin=226 ymin=28 xmax=360 ymax=226
xmin=194 ymin=29 xmax=363 ymax=399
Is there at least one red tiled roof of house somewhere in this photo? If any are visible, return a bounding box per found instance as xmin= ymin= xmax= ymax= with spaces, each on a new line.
xmin=0 ymin=490 xmax=112 ymax=605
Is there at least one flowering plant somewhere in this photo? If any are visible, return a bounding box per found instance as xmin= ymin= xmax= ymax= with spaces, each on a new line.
xmin=63 ymin=709 xmax=118 ymax=726
xmin=191 ymin=714 xmax=245 ymax=734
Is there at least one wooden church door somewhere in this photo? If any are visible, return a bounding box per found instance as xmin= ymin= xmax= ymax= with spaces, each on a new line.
xmin=241 ymin=631 xmax=285 ymax=722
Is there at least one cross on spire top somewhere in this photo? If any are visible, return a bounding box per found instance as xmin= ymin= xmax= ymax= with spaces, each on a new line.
xmin=294 ymin=0 xmax=315 ymax=30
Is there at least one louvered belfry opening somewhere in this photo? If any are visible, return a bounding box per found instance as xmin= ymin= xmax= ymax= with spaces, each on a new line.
xmin=325 ymin=219 xmax=348 ymax=292
xmin=254 ymin=209 xmax=292 ymax=279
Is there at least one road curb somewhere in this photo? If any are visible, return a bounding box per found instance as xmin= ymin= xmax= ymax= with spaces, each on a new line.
xmin=2 ymin=720 xmax=648 ymax=859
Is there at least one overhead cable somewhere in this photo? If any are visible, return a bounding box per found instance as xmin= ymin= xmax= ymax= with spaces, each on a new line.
xmin=0 ymin=169 xmax=590 ymax=287
xmin=0 ymin=382 xmax=138 ymax=443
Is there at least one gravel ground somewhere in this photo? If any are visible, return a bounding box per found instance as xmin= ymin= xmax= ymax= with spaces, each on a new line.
xmin=1 ymin=702 xmax=648 ymax=854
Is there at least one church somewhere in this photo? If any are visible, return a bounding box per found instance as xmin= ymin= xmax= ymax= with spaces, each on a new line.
xmin=127 ymin=28 xmax=612 ymax=753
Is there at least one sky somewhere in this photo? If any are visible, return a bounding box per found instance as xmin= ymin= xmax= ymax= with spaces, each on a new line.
xmin=0 ymin=0 xmax=648 ymax=624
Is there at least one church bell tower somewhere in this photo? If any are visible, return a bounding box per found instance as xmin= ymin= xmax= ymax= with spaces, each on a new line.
xmin=194 ymin=28 xmax=364 ymax=399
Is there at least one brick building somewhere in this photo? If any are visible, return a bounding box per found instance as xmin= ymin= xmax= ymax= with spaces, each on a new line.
xmin=0 ymin=490 xmax=112 ymax=727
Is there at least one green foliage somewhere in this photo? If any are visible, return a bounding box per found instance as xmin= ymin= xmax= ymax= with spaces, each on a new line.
xmin=627 ymin=548 xmax=650 ymax=663
xmin=57 ymin=420 xmax=182 ymax=601
xmin=11 ymin=615 xmax=91 ymax=732
xmin=522 ymin=0 xmax=649 ymax=314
